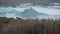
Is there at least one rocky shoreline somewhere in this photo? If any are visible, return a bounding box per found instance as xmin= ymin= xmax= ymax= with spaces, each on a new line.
xmin=0 ymin=17 xmax=60 ymax=34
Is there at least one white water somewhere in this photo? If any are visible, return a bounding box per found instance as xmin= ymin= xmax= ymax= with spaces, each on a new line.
xmin=0 ymin=3 xmax=60 ymax=19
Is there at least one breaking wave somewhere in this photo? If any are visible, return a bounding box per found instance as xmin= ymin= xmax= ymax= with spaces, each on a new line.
xmin=0 ymin=3 xmax=60 ymax=19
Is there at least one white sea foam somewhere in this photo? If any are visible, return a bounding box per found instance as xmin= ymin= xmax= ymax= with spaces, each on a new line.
xmin=0 ymin=3 xmax=60 ymax=19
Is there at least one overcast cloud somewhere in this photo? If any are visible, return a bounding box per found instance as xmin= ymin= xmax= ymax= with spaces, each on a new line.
xmin=0 ymin=0 xmax=60 ymax=5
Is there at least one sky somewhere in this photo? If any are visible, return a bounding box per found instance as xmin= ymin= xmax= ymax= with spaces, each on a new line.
xmin=0 ymin=0 xmax=60 ymax=5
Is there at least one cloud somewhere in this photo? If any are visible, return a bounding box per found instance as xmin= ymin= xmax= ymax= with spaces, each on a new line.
xmin=0 ymin=0 xmax=60 ymax=5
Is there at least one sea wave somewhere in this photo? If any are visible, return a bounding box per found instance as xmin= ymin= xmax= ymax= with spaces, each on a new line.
xmin=0 ymin=3 xmax=60 ymax=19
